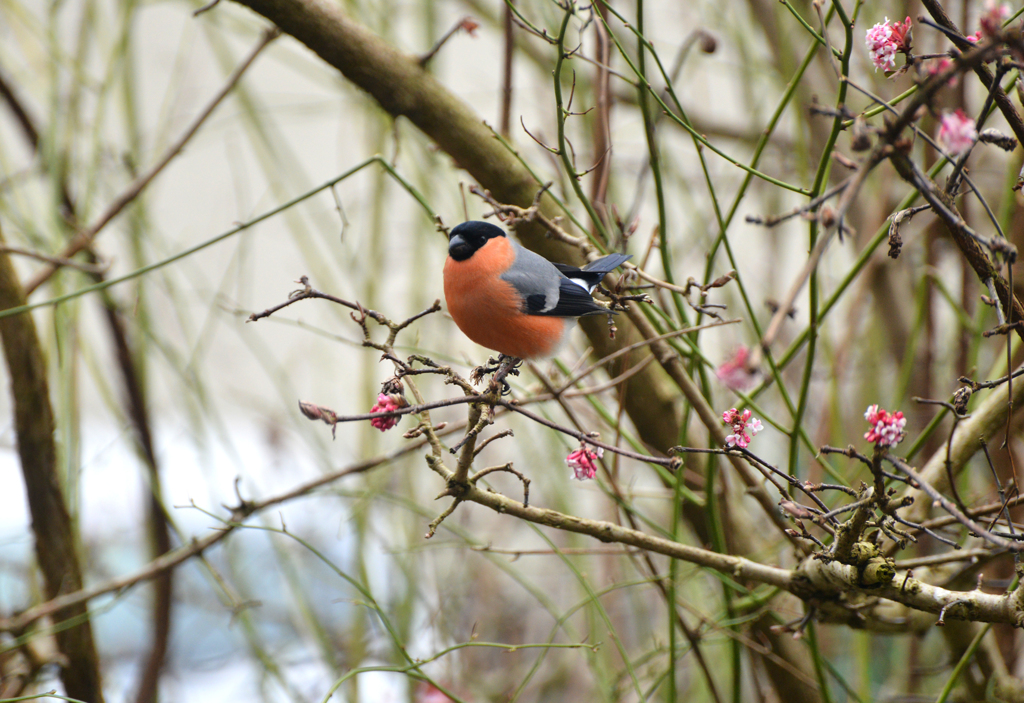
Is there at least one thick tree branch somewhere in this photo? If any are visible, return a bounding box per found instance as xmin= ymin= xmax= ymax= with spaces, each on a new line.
xmin=0 ymin=227 xmax=105 ymax=702
xmin=449 ymin=466 xmax=1024 ymax=625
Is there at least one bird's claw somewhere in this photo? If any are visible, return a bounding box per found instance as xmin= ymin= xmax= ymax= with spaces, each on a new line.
xmin=470 ymin=355 xmax=521 ymax=396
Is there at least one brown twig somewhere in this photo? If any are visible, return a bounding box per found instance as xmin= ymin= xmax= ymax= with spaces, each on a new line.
xmin=419 ymin=16 xmax=479 ymax=66
xmin=193 ymin=0 xmax=221 ymax=15
xmin=0 ymin=246 xmax=108 ymax=274
xmin=919 ymin=0 xmax=1024 ymax=147
xmin=553 ymin=321 xmax=738 ymax=392
xmin=495 ymin=398 xmax=677 ymax=467
xmin=744 ymin=179 xmax=851 ymax=228
xmin=895 ymin=548 xmax=1003 ymax=570
xmin=470 ymin=462 xmax=531 ymax=507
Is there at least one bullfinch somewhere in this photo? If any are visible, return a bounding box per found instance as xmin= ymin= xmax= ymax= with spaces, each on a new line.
xmin=443 ymin=221 xmax=631 ymax=360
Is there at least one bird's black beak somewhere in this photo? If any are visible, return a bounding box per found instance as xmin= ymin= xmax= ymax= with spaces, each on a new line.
xmin=448 ymin=233 xmax=473 ymax=261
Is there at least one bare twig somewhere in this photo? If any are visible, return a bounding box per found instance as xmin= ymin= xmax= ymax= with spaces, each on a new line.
xmin=0 ymin=246 xmax=108 ymax=274
xmin=419 ymin=16 xmax=479 ymax=66
xmin=886 ymin=455 xmax=1022 ymax=551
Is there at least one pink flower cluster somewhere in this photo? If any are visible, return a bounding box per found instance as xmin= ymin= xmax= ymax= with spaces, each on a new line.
xmin=863 ymin=404 xmax=906 ymax=448
xmin=865 ymin=17 xmax=912 ymax=71
xmin=937 ymin=110 xmax=977 ymax=156
xmin=722 ymin=408 xmax=763 ymax=449
xmin=369 ymin=393 xmax=407 ymax=431
xmin=566 ymin=445 xmax=603 ymax=481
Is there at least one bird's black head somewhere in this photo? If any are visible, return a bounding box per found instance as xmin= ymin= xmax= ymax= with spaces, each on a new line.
xmin=447 ymin=221 xmax=506 ymax=262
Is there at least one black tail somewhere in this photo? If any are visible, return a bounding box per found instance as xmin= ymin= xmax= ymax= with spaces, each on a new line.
xmin=554 ymin=253 xmax=632 ymax=290
xmin=582 ymin=253 xmax=632 ymax=274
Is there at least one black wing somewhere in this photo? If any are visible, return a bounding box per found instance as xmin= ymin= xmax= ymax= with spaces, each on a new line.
xmin=524 ymin=278 xmax=612 ymax=317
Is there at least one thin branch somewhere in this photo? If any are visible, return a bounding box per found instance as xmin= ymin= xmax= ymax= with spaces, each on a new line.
xmin=0 ymin=246 xmax=108 ymax=274
xmin=419 ymin=16 xmax=479 ymax=66
xmin=886 ymin=455 xmax=1022 ymax=551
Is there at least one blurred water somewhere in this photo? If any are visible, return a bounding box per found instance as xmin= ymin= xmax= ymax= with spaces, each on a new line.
xmin=0 ymin=420 xmax=347 ymax=699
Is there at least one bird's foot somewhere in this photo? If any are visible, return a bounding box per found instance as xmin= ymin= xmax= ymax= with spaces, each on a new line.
xmin=490 ymin=356 xmax=522 ymax=396
xmin=471 ymin=355 xmax=521 ymax=396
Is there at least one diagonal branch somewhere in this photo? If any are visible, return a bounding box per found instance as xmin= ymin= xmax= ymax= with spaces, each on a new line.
xmin=888 ymin=152 xmax=1023 ymax=340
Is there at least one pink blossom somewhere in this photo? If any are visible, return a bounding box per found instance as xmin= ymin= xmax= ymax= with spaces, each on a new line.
xmin=721 ymin=408 xmax=764 ymax=449
xmin=865 ymin=17 xmax=911 ymax=71
xmin=716 ymin=346 xmax=758 ymax=391
xmin=937 ymin=110 xmax=977 ymax=156
xmin=566 ymin=445 xmax=603 ymax=481
xmin=889 ymin=17 xmax=913 ymax=50
xmin=966 ymin=30 xmax=984 ymax=42
xmin=863 ymin=404 xmax=907 ymax=448
xmin=865 ymin=23 xmax=896 ymax=70
xmin=369 ymin=393 xmax=406 ymax=431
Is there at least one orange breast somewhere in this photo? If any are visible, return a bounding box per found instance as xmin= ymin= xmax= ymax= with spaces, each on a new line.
xmin=444 ymin=239 xmax=570 ymax=359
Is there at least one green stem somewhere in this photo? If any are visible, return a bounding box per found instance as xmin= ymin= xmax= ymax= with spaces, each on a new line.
xmin=934 ymin=624 xmax=991 ymax=703
xmin=807 ymin=621 xmax=836 ymax=703
xmin=788 ymin=0 xmax=852 ymax=476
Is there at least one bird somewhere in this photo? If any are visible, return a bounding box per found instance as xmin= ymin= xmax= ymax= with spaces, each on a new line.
xmin=443 ymin=220 xmax=632 ymax=360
